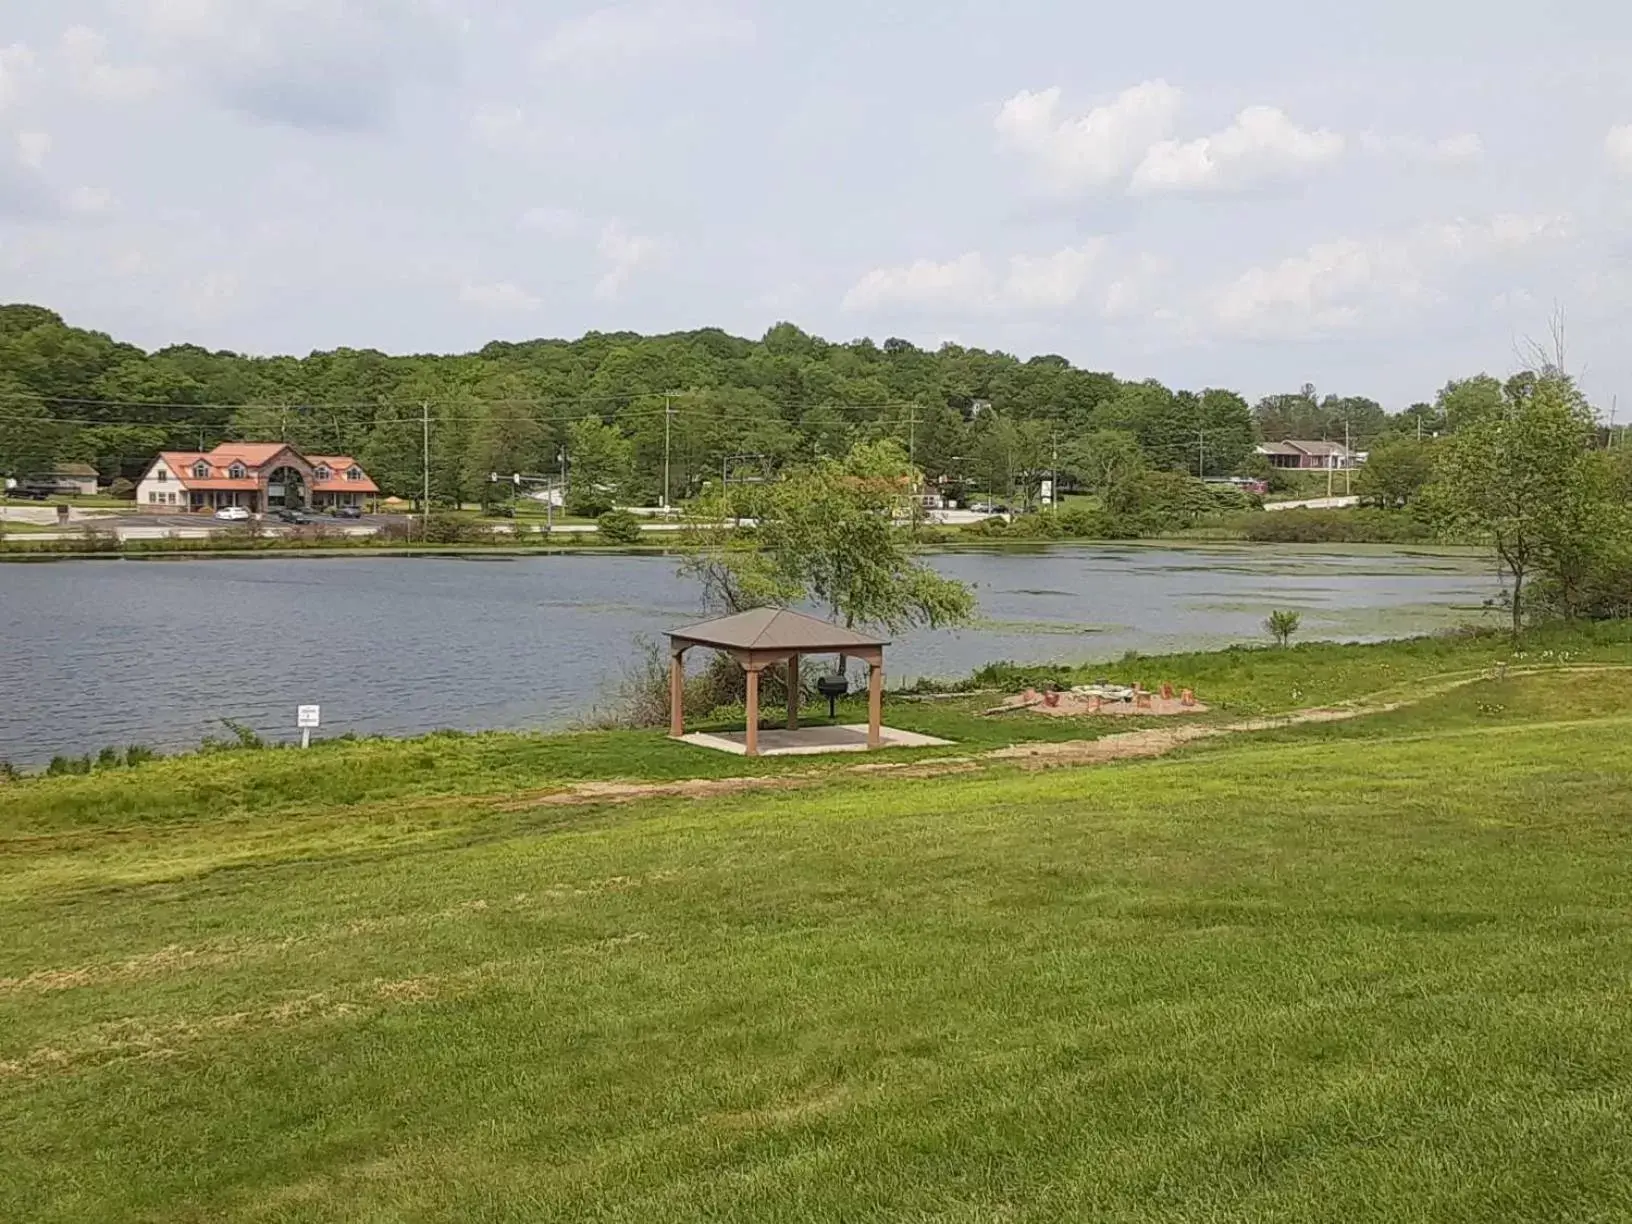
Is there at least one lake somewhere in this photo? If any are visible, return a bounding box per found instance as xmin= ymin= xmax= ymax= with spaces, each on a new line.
xmin=0 ymin=546 xmax=1496 ymax=765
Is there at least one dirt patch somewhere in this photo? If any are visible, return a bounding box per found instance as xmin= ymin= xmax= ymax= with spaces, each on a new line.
xmin=989 ymin=688 xmax=1211 ymax=718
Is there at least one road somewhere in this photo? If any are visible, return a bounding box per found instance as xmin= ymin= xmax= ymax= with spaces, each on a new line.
xmin=1262 ymin=495 xmax=1361 ymax=512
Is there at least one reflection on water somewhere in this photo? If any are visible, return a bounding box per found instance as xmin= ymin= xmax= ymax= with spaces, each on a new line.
xmin=0 ymin=545 xmax=1496 ymax=764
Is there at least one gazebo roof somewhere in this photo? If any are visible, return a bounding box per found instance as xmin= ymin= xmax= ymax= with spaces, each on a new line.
xmin=668 ymin=607 xmax=889 ymax=653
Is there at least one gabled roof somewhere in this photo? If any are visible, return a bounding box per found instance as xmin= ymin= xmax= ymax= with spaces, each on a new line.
xmin=49 ymin=463 xmax=99 ymax=477
xmin=305 ymin=455 xmax=380 ymax=494
xmin=148 ymin=445 xmax=376 ymax=493
xmin=669 ymin=607 xmax=889 ymax=652
xmin=1258 ymin=439 xmax=1353 ymax=457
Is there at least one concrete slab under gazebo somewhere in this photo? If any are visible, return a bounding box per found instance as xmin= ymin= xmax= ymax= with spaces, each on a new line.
xmin=666 ymin=607 xmax=948 ymax=757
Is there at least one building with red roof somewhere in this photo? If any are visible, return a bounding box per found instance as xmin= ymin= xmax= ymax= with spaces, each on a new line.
xmin=134 ymin=444 xmax=380 ymax=514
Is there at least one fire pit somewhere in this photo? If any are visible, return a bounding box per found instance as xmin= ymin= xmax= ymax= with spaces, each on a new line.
xmin=816 ymin=674 xmax=849 ymax=718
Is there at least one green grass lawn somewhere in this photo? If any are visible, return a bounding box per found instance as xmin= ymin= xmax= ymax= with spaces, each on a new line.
xmin=5 ymin=644 xmax=1632 ymax=1221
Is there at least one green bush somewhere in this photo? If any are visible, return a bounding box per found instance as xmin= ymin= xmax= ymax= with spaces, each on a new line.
xmin=1241 ymin=508 xmax=1436 ymax=544
xmin=596 ymin=509 xmax=644 ymax=545
xmin=108 ymin=477 xmax=136 ymax=500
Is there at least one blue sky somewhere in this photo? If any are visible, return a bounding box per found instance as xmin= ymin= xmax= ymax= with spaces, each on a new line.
xmin=2 ymin=0 xmax=1630 ymax=409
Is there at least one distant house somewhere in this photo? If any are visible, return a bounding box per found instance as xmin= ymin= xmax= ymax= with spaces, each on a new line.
xmin=4 ymin=463 xmax=99 ymax=497
xmin=49 ymin=463 xmax=100 ymax=496
xmin=134 ymin=444 xmax=380 ymax=514
xmin=1255 ymin=440 xmax=1365 ymax=470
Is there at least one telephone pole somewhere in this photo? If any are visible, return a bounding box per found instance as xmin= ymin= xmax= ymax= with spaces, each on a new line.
xmin=1197 ymin=428 xmax=1206 ymax=479
xmin=1344 ymin=418 xmax=1352 ymax=497
xmin=421 ymin=401 xmax=431 ymax=540
xmin=662 ymin=392 xmax=675 ymax=511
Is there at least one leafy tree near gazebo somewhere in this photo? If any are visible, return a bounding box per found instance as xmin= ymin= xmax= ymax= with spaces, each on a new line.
xmin=678 ymin=440 xmax=975 ymax=643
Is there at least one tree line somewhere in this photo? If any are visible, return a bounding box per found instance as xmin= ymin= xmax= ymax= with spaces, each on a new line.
xmin=3 ymin=302 xmax=1453 ymax=509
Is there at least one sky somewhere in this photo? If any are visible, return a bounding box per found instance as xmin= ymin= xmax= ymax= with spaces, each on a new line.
xmin=1 ymin=0 xmax=1630 ymax=410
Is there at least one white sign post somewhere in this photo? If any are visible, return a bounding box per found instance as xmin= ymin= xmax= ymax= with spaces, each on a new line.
xmin=297 ymin=704 xmax=321 ymax=749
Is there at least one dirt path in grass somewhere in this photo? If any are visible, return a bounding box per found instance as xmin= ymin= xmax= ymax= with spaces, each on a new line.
xmin=509 ymin=664 xmax=1632 ymax=809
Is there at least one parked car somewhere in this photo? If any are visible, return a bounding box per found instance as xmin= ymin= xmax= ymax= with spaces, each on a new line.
xmin=272 ymin=507 xmax=312 ymax=524
xmin=214 ymin=506 xmax=251 ymax=522
xmin=333 ymin=505 xmax=364 ymax=519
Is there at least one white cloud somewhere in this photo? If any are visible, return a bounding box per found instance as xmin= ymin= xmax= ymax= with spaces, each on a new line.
xmin=1101 ymin=253 xmax=1173 ymax=320
xmin=595 ymin=222 xmax=659 ymax=299
xmin=535 ymin=1 xmax=752 ymax=70
xmin=1608 ymin=124 xmax=1632 ymax=173
xmin=460 ymin=280 xmax=542 ymax=312
xmin=66 ymin=186 xmax=116 ymax=217
xmin=0 ymin=43 xmax=33 ymax=111
xmin=1132 ymin=105 xmax=1344 ymax=193
xmin=1002 ymin=242 xmax=1106 ymax=309
xmin=842 ymin=244 xmax=1108 ymax=313
xmin=995 ymin=81 xmax=1182 ymax=191
xmin=1429 ymin=133 xmax=1485 ymax=165
xmin=1210 ymin=213 xmax=1567 ymax=338
xmin=843 ymin=252 xmax=989 ymax=312
xmin=519 ymin=206 xmax=581 ymax=237
xmin=61 ymin=26 xmax=162 ymax=103
xmin=16 ymin=132 xmax=50 ymax=170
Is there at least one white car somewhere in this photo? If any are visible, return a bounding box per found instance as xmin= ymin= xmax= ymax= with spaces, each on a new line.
xmin=214 ymin=506 xmax=252 ymax=522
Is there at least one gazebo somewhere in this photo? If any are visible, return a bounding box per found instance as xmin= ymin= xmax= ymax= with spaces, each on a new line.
xmin=667 ymin=608 xmax=890 ymax=756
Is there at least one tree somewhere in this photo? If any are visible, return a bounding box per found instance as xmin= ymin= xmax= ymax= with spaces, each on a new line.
xmin=565 ymin=416 xmax=633 ymax=515
xmin=0 ymin=383 xmax=64 ymax=479
xmin=1265 ymin=609 xmax=1301 ymax=647
xmin=1063 ymin=429 xmax=1146 ymax=495
xmin=679 ymin=440 xmax=975 ymax=647
xmin=1357 ymin=438 xmax=1435 ymax=508
xmin=1428 ymin=370 xmax=1597 ymax=637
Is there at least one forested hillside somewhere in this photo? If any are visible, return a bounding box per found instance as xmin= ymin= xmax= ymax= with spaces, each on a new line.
xmin=0 ymin=302 xmax=1439 ymax=505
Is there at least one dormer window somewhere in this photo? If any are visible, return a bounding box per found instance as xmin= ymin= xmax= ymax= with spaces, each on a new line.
xmin=192 ymin=462 xmax=210 ymax=479
xmin=314 ymin=465 xmax=332 ymax=481
xmin=346 ymin=466 xmax=363 ymax=481
xmin=229 ymin=464 xmax=247 ymax=480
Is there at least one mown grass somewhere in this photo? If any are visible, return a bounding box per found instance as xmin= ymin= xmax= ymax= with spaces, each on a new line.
xmin=3 ymin=662 xmax=1632 ymax=1221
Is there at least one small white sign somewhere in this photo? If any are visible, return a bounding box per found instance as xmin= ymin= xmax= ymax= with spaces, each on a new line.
xmin=297 ymin=705 xmax=321 ymax=728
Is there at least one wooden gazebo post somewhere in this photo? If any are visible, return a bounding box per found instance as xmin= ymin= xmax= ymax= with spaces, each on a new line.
xmin=867 ymin=657 xmax=884 ymax=750
xmin=786 ymin=653 xmax=800 ymax=730
xmin=669 ymin=645 xmax=687 ymax=738
xmin=744 ymin=666 xmax=760 ymax=757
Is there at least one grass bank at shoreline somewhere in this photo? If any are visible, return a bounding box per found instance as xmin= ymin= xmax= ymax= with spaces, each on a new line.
xmin=4 ymin=623 xmax=1619 ymax=789
xmin=5 ymin=628 xmax=1632 ymax=1220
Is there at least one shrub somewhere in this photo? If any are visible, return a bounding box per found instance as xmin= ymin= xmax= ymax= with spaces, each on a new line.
xmin=1241 ymin=507 xmax=1436 ymax=544
xmin=124 ymin=744 xmax=159 ymax=767
xmin=420 ymin=514 xmax=486 ymax=545
xmin=1265 ymin=609 xmax=1302 ymax=647
xmin=108 ymin=477 xmax=136 ymax=500
xmin=0 ymin=760 xmax=20 ymax=783
xmin=970 ymin=660 xmax=1076 ymax=692
xmin=46 ymin=755 xmax=92 ymax=776
xmin=96 ymin=746 xmax=123 ymax=770
xmin=597 ymin=509 xmax=644 ymax=545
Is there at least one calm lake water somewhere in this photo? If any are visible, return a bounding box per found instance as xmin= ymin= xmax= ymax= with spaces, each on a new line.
xmin=0 ymin=546 xmax=1496 ymax=765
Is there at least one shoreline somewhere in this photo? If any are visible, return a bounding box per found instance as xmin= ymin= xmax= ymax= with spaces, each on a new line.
xmin=0 ymin=537 xmax=1488 ymax=563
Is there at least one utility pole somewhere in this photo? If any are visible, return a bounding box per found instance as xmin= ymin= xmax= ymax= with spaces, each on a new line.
xmin=662 ymin=392 xmax=674 ymax=511
xmin=420 ymin=401 xmax=431 ymax=541
xmin=908 ymin=407 xmax=917 ymax=467
xmin=1344 ymin=418 xmax=1352 ymax=497
xmin=1050 ymin=428 xmax=1059 ymax=509
xmin=1197 ymin=428 xmax=1206 ymax=479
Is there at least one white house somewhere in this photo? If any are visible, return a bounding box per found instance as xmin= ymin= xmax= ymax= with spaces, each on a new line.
xmin=135 ymin=443 xmax=379 ymax=513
